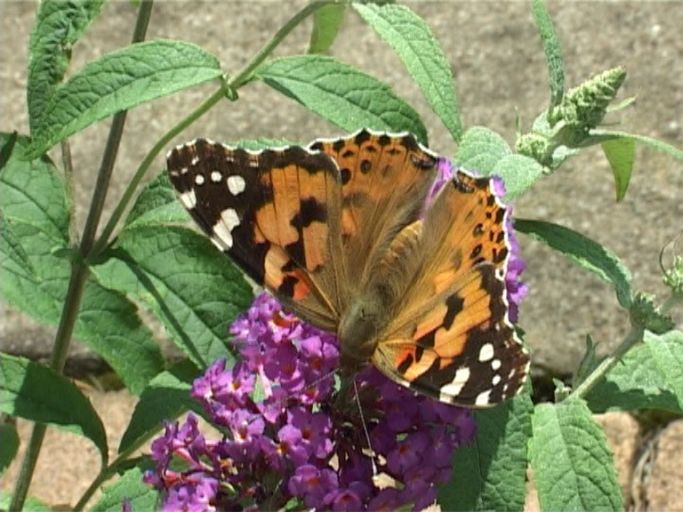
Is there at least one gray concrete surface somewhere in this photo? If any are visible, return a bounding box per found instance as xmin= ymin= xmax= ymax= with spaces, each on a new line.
xmin=1 ymin=1 xmax=682 ymax=376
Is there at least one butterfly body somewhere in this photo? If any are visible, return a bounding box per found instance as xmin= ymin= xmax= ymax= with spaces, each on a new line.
xmin=167 ymin=129 xmax=529 ymax=407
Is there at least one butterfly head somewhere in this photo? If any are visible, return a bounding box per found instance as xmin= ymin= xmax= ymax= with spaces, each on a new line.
xmin=337 ymin=295 xmax=384 ymax=373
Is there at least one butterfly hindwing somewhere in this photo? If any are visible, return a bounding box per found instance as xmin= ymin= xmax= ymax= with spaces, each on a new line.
xmin=372 ymin=171 xmax=529 ymax=407
xmin=167 ymin=139 xmax=345 ymax=329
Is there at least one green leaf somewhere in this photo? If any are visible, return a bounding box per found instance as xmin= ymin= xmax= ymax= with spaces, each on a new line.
xmin=308 ymin=4 xmax=346 ymax=54
xmin=642 ymin=330 xmax=683 ymax=411
xmin=586 ymin=330 xmax=683 ymax=414
xmin=515 ymin=219 xmax=632 ymax=308
xmin=28 ymin=40 xmax=222 ymax=157
xmin=124 ymin=172 xmax=187 ymax=230
xmin=530 ymin=400 xmax=623 ymax=511
xmin=0 ymin=134 xmax=70 ymax=244
xmin=119 ymin=360 xmax=199 ymax=453
xmin=354 ymin=3 xmax=462 ymax=142
xmin=601 ymin=137 xmax=635 ymax=201
xmin=490 ymin=153 xmax=545 ymax=200
xmin=0 ymin=134 xmax=163 ymax=394
xmin=27 ymin=0 xmax=105 ymax=131
xmin=439 ymin=392 xmax=533 ymax=511
xmin=0 ymin=492 xmax=51 ymax=512
xmin=256 ymin=55 xmax=428 ymax=144
xmin=77 ymin=282 xmax=165 ymax=395
xmin=91 ymin=461 xmax=159 ymax=512
xmin=530 ymin=0 xmax=565 ymax=111
xmin=0 ymin=353 xmax=108 ymax=464
xmin=0 ymin=423 xmax=19 ymax=476
xmin=455 ymin=126 xmax=511 ymax=173
xmin=586 ymin=129 xmax=683 ymax=162
xmin=91 ymin=226 xmax=252 ymax=368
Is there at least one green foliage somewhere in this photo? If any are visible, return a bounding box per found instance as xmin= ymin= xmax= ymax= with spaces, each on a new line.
xmin=0 ymin=135 xmax=163 ymax=394
xmin=91 ymin=225 xmax=252 ymax=368
xmin=587 ymin=330 xmax=683 ymax=414
xmin=530 ymin=400 xmax=623 ymax=511
xmin=308 ymin=3 xmax=347 ymax=54
xmin=0 ymin=353 xmax=108 ymax=465
xmin=0 ymin=423 xmax=19 ymax=477
xmin=601 ymin=137 xmax=635 ymax=201
xmin=27 ymin=0 xmax=105 ymax=131
xmin=531 ymin=0 xmax=565 ymax=110
xmin=27 ymin=40 xmax=222 ymax=157
xmin=256 ymin=55 xmax=428 ymax=144
xmin=516 ymin=219 xmax=633 ymax=308
xmin=354 ymin=2 xmax=462 ymax=141
xmin=440 ymin=392 xmax=533 ymax=511
xmin=91 ymin=462 xmax=159 ymax=512
xmin=118 ymin=360 xmax=200 ymax=454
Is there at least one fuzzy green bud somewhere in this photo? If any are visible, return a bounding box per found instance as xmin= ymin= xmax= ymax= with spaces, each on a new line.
xmin=515 ymin=132 xmax=551 ymax=166
xmin=559 ymin=67 xmax=626 ymax=133
xmin=629 ymin=292 xmax=674 ymax=334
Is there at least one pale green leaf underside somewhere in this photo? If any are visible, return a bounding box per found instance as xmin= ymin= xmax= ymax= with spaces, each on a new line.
xmin=28 ymin=40 xmax=222 ymax=157
xmin=530 ymin=400 xmax=623 ymax=511
xmin=515 ymin=219 xmax=632 ymax=308
xmin=257 ymin=55 xmax=428 ymax=144
xmin=587 ymin=330 xmax=683 ymax=414
xmin=440 ymin=392 xmax=533 ymax=511
xmin=354 ymin=2 xmax=462 ymax=141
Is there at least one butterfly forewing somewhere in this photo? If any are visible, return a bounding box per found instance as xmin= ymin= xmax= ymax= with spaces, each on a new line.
xmin=167 ymin=139 xmax=344 ymax=329
xmin=309 ymin=130 xmax=439 ymax=292
xmin=372 ymin=171 xmax=529 ymax=407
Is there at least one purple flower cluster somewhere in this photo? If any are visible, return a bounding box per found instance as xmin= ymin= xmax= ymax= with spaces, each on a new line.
xmin=145 ymin=294 xmax=476 ymax=511
xmin=432 ymin=158 xmax=528 ymax=321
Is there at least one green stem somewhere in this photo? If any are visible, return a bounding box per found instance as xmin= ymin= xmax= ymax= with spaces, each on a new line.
xmin=90 ymin=0 xmax=332 ymax=258
xmin=8 ymin=3 xmax=154 ymax=510
xmin=568 ymin=326 xmax=644 ymax=401
xmin=90 ymin=87 xmax=224 ymax=257
xmin=73 ymin=441 xmax=144 ymax=511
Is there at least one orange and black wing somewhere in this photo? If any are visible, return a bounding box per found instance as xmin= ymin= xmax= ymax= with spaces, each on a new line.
xmin=167 ymin=139 xmax=345 ymax=330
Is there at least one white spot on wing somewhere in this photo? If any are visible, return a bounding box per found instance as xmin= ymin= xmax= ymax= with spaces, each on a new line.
xmin=212 ymin=225 xmax=233 ymax=249
xmin=211 ymin=171 xmax=222 ymax=183
xmin=179 ymin=190 xmax=196 ymax=209
xmin=475 ymin=390 xmax=492 ymax=406
xmin=491 ymin=359 xmax=502 ymax=371
xmin=492 ymin=374 xmax=502 ymax=386
xmin=439 ymin=367 xmax=470 ymax=401
xmin=479 ymin=343 xmax=494 ymax=362
xmin=180 ymin=167 xmax=189 ymax=175
xmin=221 ymin=208 xmax=240 ymax=231
xmin=227 ymin=175 xmax=246 ymax=195
xmin=195 ymin=174 xmax=205 ymax=185
xmin=212 ymin=208 xmax=240 ymax=250
xmin=191 ymin=156 xmax=199 ymax=165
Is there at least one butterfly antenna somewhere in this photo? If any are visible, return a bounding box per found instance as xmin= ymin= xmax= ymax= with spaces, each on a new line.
xmin=353 ymin=377 xmax=378 ymax=478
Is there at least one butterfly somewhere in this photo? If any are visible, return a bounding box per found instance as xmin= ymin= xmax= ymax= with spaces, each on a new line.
xmin=166 ymin=129 xmax=529 ymax=407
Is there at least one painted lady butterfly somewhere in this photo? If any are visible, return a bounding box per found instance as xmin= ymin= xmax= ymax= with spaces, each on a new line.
xmin=167 ymin=129 xmax=529 ymax=407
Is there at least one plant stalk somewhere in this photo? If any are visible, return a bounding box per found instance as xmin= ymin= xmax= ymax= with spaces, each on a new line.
xmin=568 ymin=326 xmax=644 ymax=401
xmin=9 ymin=3 xmax=155 ymax=510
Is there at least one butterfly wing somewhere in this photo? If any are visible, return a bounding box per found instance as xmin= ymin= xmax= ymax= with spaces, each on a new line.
xmin=371 ymin=171 xmax=529 ymax=407
xmin=308 ymin=130 xmax=439 ymax=304
xmin=167 ymin=139 xmax=345 ymax=329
